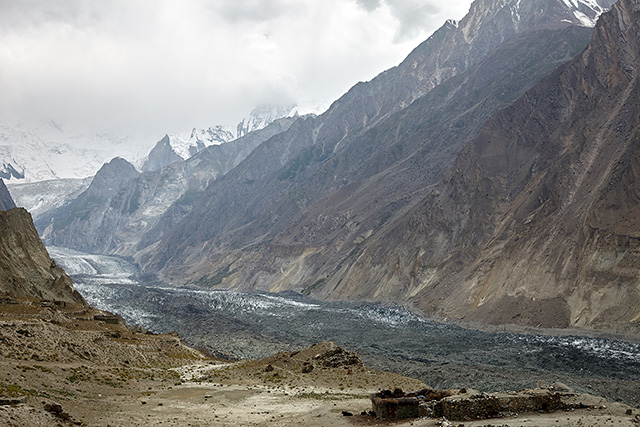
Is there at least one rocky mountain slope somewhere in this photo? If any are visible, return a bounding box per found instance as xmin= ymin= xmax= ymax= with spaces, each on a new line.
xmin=138 ymin=0 xmax=608 ymax=286
xmin=329 ymin=0 xmax=640 ymax=336
xmin=0 ymin=207 xmax=84 ymax=304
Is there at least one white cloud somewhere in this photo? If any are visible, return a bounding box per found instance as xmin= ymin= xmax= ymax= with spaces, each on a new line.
xmin=0 ymin=0 xmax=473 ymax=138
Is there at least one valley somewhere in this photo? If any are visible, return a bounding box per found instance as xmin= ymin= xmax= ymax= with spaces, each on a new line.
xmin=2 ymin=0 xmax=640 ymax=424
xmin=49 ymin=247 xmax=640 ymax=407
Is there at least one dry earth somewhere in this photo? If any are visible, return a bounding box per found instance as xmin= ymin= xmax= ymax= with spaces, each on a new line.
xmin=0 ymin=298 xmax=638 ymax=426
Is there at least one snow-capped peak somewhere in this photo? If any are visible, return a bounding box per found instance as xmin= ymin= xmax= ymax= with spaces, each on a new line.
xmin=236 ymin=104 xmax=298 ymax=139
xmin=445 ymin=19 xmax=459 ymax=28
xmin=0 ymin=113 xmax=149 ymax=183
xmin=561 ymin=0 xmax=610 ymax=27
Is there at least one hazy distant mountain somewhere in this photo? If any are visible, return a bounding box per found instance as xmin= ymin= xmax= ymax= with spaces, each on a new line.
xmin=141 ymin=126 xmax=235 ymax=173
xmin=141 ymin=105 xmax=299 ymax=173
xmin=236 ymin=104 xmax=298 ymax=139
xmin=0 ymin=116 xmax=148 ymax=183
xmin=7 ymin=178 xmax=91 ymax=222
xmin=41 ymin=117 xmax=298 ymax=254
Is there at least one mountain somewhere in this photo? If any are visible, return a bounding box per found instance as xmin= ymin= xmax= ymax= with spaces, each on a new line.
xmin=0 ymin=104 xmax=295 ymax=183
xmin=41 ymin=117 xmax=298 ymax=255
xmin=38 ymin=158 xmax=140 ymax=253
xmin=0 ymin=207 xmax=85 ymax=304
xmin=237 ymin=104 xmax=298 ymax=138
xmin=142 ymin=105 xmax=298 ymax=173
xmin=141 ymin=126 xmax=235 ymax=172
xmin=0 ymin=178 xmax=15 ymax=211
xmin=37 ymin=0 xmax=623 ymax=334
xmin=0 ymin=116 xmax=148 ymax=183
xmin=326 ymin=0 xmax=640 ymax=335
xmin=138 ymin=0 xmax=610 ymax=286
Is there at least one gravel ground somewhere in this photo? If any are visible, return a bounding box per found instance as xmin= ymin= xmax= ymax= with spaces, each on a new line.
xmin=73 ymin=281 xmax=640 ymax=409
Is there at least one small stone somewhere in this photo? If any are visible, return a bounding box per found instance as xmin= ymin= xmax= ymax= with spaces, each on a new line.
xmin=550 ymin=382 xmax=573 ymax=393
xmin=627 ymin=409 xmax=633 ymax=416
xmin=44 ymin=403 xmax=63 ymax=414
xmin=0 ymin=397 xmax=25 ymax=406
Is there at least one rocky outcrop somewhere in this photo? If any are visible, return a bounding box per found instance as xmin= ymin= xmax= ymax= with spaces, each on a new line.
xmin=335 ymin=0 xmax=640 ymax=335
xmin=0 ymin=178 xmax=15 ymax=211
xmin=0 ymin=208 xmax=85 ymax=304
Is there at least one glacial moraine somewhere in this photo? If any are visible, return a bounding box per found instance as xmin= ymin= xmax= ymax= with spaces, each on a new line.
xmin=48 ymin=245 xmax=640 ymax=407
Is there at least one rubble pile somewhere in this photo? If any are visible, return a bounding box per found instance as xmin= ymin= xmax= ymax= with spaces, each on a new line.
xmin=372 ymin=387 xmax=568 ymax=421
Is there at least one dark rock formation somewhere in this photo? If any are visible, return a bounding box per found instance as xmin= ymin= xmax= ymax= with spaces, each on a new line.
xmin=0 ymin=207 xmax=85 ymax=304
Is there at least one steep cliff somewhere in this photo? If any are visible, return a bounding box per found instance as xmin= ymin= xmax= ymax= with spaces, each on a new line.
xmin=336 ymin=0 xmax=640 ymax=336
xmin=0 ymin=207 xmax=85 ymax=304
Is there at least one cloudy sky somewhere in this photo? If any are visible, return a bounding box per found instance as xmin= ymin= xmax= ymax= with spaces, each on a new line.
xmin=0 ymin=0 xmax=473 ymax=135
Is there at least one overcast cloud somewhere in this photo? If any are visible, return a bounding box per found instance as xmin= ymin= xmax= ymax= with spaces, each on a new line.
xmin=0 ymin=0 xmax=472 ymax=136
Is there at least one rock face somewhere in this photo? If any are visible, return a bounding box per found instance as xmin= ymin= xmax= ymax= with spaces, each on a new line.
xmin=336 ymin=0 xmax=640 ymax=335
xmin=40 ymin=157 xmax=140 ymax=253
xmin=142 ymin=135 xmax=186 ymax=172
xmin=142 ymin=0 xmax=599 ymax=288
xmin=0 ymin=207 xmax=85 ymax=304
xmin=0 ymin=179 xmax=15 ymax=211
